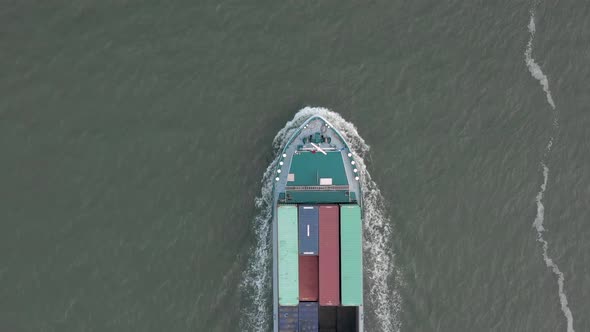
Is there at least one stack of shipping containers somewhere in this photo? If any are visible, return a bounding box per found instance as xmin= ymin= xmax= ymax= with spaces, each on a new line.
xmin=278 ymin=204 xmax=361 ymax=331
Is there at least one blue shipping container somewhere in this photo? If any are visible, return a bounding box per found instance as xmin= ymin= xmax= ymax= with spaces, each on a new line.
xmin=298 ymin=302 xmax=319 ymax=332
xmin=279 ymin=306 xmax=298 ymax=332
xmin=298 ymin=205 xmax=319 ymax=255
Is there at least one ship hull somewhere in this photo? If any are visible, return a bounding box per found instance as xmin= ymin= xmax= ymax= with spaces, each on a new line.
xmin=272 ymin=115 xmax=364 ymax=332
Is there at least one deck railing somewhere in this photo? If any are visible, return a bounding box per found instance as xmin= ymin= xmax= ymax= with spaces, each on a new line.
xmin=285 ymin=185 xmax=349 ymax=191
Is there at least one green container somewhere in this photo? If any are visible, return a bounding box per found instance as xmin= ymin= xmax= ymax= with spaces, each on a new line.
xmin=340 ymin=204 xmax=363 ymax=306
xmin=278 ymin=205 xmax=299 ymax=305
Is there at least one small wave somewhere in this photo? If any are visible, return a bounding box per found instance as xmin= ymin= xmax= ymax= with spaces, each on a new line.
xmin=525 ymin=12 xmax=556 ymax=110
xmin=525 ymin=8 xmax=575 ymax=332
xmin=240 ymin=107 xmax=401 ymax=331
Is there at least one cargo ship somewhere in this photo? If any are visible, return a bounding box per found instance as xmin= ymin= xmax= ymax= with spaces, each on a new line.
xmin=272 ymin=115 xmax=363 ymax=332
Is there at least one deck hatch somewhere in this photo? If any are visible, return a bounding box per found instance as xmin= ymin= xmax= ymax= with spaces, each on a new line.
xmin=287 ymin=151 xmax=348 ymax=186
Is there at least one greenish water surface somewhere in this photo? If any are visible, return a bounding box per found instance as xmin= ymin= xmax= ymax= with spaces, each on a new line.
xmin=1 ymin=1 xmax=589 ymax=331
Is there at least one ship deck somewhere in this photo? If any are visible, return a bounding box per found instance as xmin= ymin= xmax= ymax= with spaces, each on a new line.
xmin=288 ymin=151 xmax=348 ymax=186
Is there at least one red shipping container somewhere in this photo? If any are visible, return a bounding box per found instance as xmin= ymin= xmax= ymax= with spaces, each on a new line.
xmin=299 ymin=256 xmax=319 ymax=301
xmin=319 ymin=205 xmax=340 ymax=305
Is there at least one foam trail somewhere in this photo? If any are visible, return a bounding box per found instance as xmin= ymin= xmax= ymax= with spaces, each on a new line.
xmin=239 ymin=161 xmax=275 ymax=331
xmin=525 ymin=14 xmax=556 ymax=110
xmin=240 ymin=107 xmax=401 ymax=331
xmin=525 ymin=8 xmax=575 ymax=332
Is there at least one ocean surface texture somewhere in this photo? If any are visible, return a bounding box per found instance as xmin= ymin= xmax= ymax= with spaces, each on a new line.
xmin=1 ymin=1 xmax=589 ymax=331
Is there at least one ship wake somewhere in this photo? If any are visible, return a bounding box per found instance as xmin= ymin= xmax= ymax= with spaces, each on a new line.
xmin=525 ymin=6 xmax=575 ymax=332
xmin=240 ymin=107 xmax=402 ymax=331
